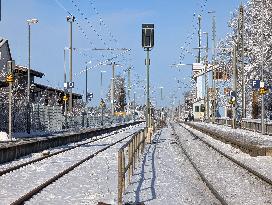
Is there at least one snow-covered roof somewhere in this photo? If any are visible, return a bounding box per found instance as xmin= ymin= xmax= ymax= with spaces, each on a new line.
xmin=15 ymin=65 xmax=44 ymax=78
xmin=0 ymin=37 xmax=8 ymax=48
xmin=0 ymin=36 xmax=12 ymax=60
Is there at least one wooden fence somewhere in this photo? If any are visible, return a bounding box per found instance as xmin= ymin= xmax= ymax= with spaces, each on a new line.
xmin=117 ymin=128 xmax=148 ymax=205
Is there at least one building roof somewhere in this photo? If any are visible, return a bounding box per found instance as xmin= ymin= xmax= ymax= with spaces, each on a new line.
xmin=15 ymin=65 xmax=44 ymax=78
xmin=34 ymin=83 xmax=82 ymax=99
xmin=0 ymin=37 xmax=8 ymax=48
xmin=0 ymin=37 xmax=12 ymax=60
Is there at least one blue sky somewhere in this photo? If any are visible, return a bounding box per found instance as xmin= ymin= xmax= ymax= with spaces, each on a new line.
xmin=0 ymin=0 xmax=242 ymax=107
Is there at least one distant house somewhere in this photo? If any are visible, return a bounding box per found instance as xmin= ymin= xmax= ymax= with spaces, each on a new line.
xmin=0 ymin=37 xmax=12 ymax=86
xmin=0 ymin=36 xmax=82 ymax=106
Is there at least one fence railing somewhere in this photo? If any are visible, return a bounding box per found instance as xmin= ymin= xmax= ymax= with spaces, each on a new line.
xmin=214 ymin=118 xmax=272 ymax=135
xmin=117 ymin=128 xmax=147 ymax=205
xmin=0 ymin=102 xmax=134 ymax=134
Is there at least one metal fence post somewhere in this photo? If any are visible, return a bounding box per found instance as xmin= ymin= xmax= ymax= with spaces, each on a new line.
xmin=118 ymin=150 xmax=123 ymax=205
xmin=128 ymin=143 xmax=131 ymax=183
xmin=122 ymin=150 xmax=125 ymax=193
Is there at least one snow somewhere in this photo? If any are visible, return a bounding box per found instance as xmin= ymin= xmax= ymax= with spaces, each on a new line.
xmin=183 ymin=122 xmax=272 ymax=187
xmin=123 ymin=127 xmax=220 ymax=205
xmin=0 ymin=132 xmax=9 ymax=141
xmin=191 ymin=121 xmax=272 ymax=147
xmin=0 ymin=123 xmax=144 ymax=205
xmin=2 ymin=121 xmax=272 ymax=204
xmin=174 ymin=123 xmax=272 ymax=204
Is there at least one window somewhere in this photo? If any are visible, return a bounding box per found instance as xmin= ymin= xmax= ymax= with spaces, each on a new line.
xmin=195 ymin=106 xmax=200 ymax=112
xmin=201 ymin=104 xmax=205 ymax=112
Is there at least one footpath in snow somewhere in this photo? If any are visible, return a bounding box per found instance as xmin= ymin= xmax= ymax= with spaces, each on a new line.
xmin=123 ymin=126 xmax=220 ymax=205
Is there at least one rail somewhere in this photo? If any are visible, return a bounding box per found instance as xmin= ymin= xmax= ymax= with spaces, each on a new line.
xmin=10 ymin=130 xmax=138 ymax=205
xmin=117 ymin=128 xmax=148 ymax=205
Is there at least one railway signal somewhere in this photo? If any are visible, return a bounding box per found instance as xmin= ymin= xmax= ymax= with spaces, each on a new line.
xmin=142 ymin=24 xmax=154 ymax=130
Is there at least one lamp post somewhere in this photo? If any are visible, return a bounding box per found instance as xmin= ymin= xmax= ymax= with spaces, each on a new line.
xmin=26 ymin=18 xmax=38 ymax=134
xmin=66 ymin=15 xmax=75 ymax=112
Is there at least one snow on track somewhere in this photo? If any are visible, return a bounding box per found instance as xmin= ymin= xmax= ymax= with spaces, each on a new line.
xmin=0 ymin=126 xmax=130 ymax=172
xmin=26 ymin=123 xmax=145 ymax=205
xmin=175 ymin=123 xmax=272 ymax=205
xmin=183 ymin=123 xmax=272 ymax=183
xmin=124 ymin=126 xmax=221 ymax=205
xmin=0 ymin=123 xmax=144 ymax=205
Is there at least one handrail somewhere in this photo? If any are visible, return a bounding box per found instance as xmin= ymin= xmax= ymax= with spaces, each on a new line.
xmin=117 ymin=128 xmax=147 ymax=205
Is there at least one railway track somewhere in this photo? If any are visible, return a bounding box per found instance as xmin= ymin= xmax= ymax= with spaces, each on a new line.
xmin=171 ymin=123 xmax=272 ymax=204
xmin=0 ymin=124 xmax=144 ymax=205
xmin=0 ymin=125 xmax=136 ymax=176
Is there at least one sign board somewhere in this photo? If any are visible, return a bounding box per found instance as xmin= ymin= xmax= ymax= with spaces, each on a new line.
xmin=193 ymin=63 xmax=204 ymax=76
xmin=87 ymin=92 xmax=93 ymax=101
xmin=87 ymin=92 xmax=93 ymax=98
xmin=230 ymin=91 xmax=236 ymax=97
xmin=64 ymin=82 xmax=74 ymax=89
xmin=252 ymin=80 xmax=260 ymax=89
xmin=7 ymin=60 xmax=15 ymax=72
xmin=260 ymin=81 xmax=265 ymax=88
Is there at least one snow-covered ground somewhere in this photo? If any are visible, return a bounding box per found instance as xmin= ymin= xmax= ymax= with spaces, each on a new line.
xmin=191 ymin=121 xmax=272 ymax=147
xmin=124 ymin=126 xmax=221 ymax=205
xmin=183 ymin=122 xmax=272 ymax=189
xmin=175 ymin=123 xmax=272 ymax=204
xmin=123 ymin=123 xmax=272 ymax=205
xmin=0 ymin=123 xmax=144 ymax=205
xmin=0 ymin=126 xmax=131 ymax=172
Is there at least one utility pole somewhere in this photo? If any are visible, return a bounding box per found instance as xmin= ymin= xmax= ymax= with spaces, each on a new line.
xmin=240 ymin=5 xmax=246 ymax=119
xmin=127 ymin=67 xmax=131 ymax=101
xmin=63 ymin=48 xmax=67 ymax=128
xmin=197 ymin=15 xmax=202 ymax=63
xmin=7 ymin=60 xmax=15 ymax=140
xmin=203 ymin=32 xmax=209 ymax=122
xmin=208 ymin=11 xmax=217 ymax=123
xmin=160 ymin=86 xmax=163 ymax=101
xmin=232 ymin=43 xmax=237 ymax=129
xmin=133 ymin=92 xmax=136 ymax=121
xmin=127 ymin=67 xmax=131 ymax=115
xmin=100 ymin=70 xmax=106 ymax=98
xmin=261 ymin=0 xmax=265 ymax=134
xmin=85 ymin=64 xmax=88 ymax=102
xmin=67 ymin=15 xmax=75 ymax=112
xmin=64 ymin=49 xmax=67 ymax=85
xmin=111 ymin=62 xmax=116 ymax=116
